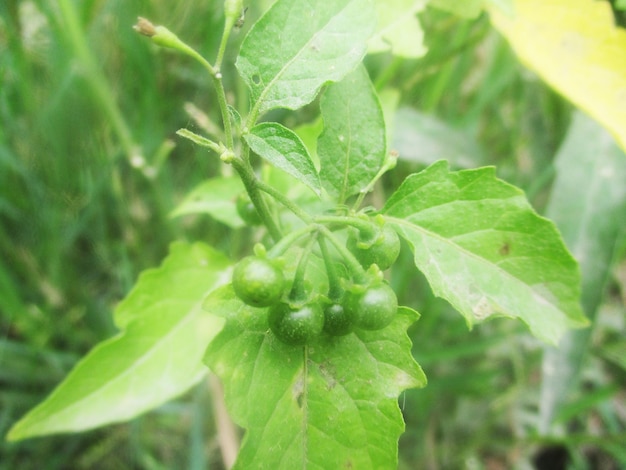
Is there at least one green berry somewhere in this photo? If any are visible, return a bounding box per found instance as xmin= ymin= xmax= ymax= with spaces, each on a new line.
xmin=236 ymin=192 xmax=262 ymax=225
xmin=347 ymin=224 xmax=400 ymax=271
xmin=344 ymin=282 xmax=398 ymax=330
xmin=269 ymin=301 xmax=324 ymax=345
xmin=323 ymin=302 xmax=354 ymax=336
xmin=232 ymin=256 xmax=284 ymax=307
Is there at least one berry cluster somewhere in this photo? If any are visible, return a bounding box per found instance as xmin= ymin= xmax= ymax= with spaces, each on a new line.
xmin=231 ymin=218 xmax=401 ymax=346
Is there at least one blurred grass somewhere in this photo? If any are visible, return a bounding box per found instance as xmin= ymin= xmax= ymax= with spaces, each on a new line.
xmin=1 ymin=1 xmax=625 ymax=469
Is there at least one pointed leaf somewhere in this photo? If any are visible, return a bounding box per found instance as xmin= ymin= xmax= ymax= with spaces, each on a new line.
xmin=245 ymin=122 xmax=321 ymax=195
xmin=204 ymin=287 xmax=425 ymax=469
xmin=490 ymin=0 xmax=626 ymax=152
xmin=368 ymin=0 xmax=427 ymax=58
xmin=169 ymin=177 xmax=245 ymax=228
xmin=237 ymin=0 xmax=376 ymax=115
xmin=318 ymin=65 xmax=386 ymax=202
xmin=383 ymin=161 xmax=588 ymax=344
xmin=7 ymin=242 xmax=231 ymax=441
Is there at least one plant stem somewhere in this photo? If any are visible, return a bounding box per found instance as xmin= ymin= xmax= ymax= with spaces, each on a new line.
xmin=179 ymin=51 xmax=234 ymax=151
xmin=138 ymin=18 xmax=235 ymax=152
xmin=352 ymin=152 xmax=398 ymax=210
xmin=230 ymin=158 xmax=282 ymax=241
xmin=289 ymin=233 xmax=319 ymax=301
xmin=176 ymin=129 xmax=223 ymax=153
xmin=313 ymin=215 xmax=373 ymax=234
xmin=317 ymin=237 xmax=342 ymax=299
xmin=212 ymin=77 xmax=235 ymax=150
xmin=317 ymin=225 xmax=367 ymax=284
xmin=215 ymin=15 xmax=235 ymax=71
xmin=268 ymin=225 xmax=318 ymax=258
xmin=255 ymin=180 xmax=313 ymax=224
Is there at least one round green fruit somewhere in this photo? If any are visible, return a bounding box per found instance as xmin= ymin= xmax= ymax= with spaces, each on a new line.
xmin=345 ymin=282 xmax=398 ymax=330
xmin=347 ymin=224 xmax=400 ymax=271
xmin=269 ymin=301 xmax=324 ymax=345
xmin=236 ymin=192 xmax=262 ymax=225
xmin=323 ymin=302 xmax=354 ymax=336
xmin=232 ymin=256 xmax=284 ymax=307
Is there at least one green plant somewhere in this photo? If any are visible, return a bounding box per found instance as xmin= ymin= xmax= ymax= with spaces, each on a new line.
xmin=268 ymin=300 xmax=325 ymax=346
xmin=322 ymin=301 xmax=354 ymax=337
xmin=235 ymin=192 xmax=262 ymax=225
xmin=345 ymin=280 xmax=398 ymax=331
xmin=232 ymin=255 xmax=285 ymax=308
xmin=6 ymin=0 xmax=598 ymax=468
xmin=347 ymin=220 xmax=402 ymax=270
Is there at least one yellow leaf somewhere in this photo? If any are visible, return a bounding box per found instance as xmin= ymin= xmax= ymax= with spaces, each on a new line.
xmin=489 ymin=0 xmax=626 ymax=151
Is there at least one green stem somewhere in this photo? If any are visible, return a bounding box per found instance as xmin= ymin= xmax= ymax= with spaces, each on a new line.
xmin=215 ymin=17 xmax=235 ymax=70
xmin=137 ymin=18 xmax=234 ymax=151
xmin=317 ymin=225 xmax=367 ymax=284
xmin=317 ymin=237 xmax=342 ymax=299
xmin=267 ymin=225 xmax=318 ymax=258
xmin=212 ymin=77 xmax=234 ymax=150
xmin=182 ymin=52 xmax=234 ymax=151
xmin=230 ymin=158 xmax=282 ymax=241
xmin=351 ymin=152 xmax=398 ymax=210
xmin=255 ymin=180 xmax=313 ymax=224
xmin=176 ymin=129 xmax=223 ymax=154
xmin=313 ymin=215 xmax=373 ymax=235
xmin=289 ymin=233 xmax=319 ymax=301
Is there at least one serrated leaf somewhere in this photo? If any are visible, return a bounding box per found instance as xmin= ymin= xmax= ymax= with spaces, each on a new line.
xmin=203 ymin=286 xmax=425 ymax=469
xmin=489 ymin=0 xmax=626 ymax=151
xmin=245 ymin=122 xmax=321 ymax=196
xmin=7 ymin=242 xmax=231 ymax=441
xmin=382 ymin=160 xmax=588 ymax=344
xmin=236 ymin=0 xmax=376 ymax=115
xmin=169 ymin=177 xmax=245 ymax=228
xmin=368 ymin=0 xmax=427 ymax=58
xmin=538 ymin=112 xmax=626 ymax=432
xmin=318 ymin=65 xmax=386 ymax=202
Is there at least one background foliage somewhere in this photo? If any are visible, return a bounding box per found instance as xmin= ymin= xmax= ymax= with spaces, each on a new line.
xmin=1 ymin=0 xmax=625 ymax=468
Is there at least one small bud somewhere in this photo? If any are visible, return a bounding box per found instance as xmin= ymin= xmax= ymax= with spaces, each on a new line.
xmin=133 ymin=17 xmax=192 ymax=53
xmin=133 ymin=17 xmax=156 ymax=37
xmin=386 ymin=149 xmax=399 ymax=169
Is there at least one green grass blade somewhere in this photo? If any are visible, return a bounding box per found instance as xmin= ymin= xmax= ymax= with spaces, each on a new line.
xmin=538 ymin=112 xmax=626 ymax=433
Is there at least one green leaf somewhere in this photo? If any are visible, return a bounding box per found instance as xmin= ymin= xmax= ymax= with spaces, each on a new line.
xmin=236 ymin=0 xmax=376 ymax=115
xmin=204 ymin=287 xmax=425 ymax=469
xmin=245 ymin=122 xmax=321 ymax=196
xmin=368 ymin=0 xmax=427 ymax=58
xmin=169 ymin=176 xmax=245 ymax=228
xmin=489 ymin=0 xmax=626 ymax=152
xmin=318 ymin=65 xmax=386 ymax=202
xmin=383 ymin=160 xmax=588 ymax=344
xmin=7 ymin=242 xmax=231 ymax=441
xmin=538 ymin=112 xmax=626 ymax=432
